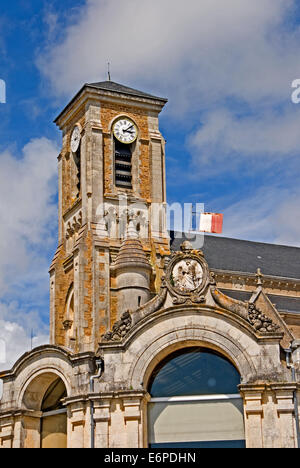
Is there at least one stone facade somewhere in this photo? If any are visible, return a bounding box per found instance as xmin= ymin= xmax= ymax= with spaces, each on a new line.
xmin=1 ymin=81 xmax=300 ymax=448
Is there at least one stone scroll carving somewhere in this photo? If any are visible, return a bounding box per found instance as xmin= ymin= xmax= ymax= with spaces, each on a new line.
xmin=211 ymin=288 xmax=249 ymax=320
xmin=102 ymin=311 xmax=132 ymax=342
xmin=101 ymin=287 xmax=168 ymax=343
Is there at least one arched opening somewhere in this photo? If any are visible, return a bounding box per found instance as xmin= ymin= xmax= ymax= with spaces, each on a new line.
xmin=40 ymin=378 xmax=67 ymax=449
xmin=22 ymin=373 xmax=68 ymax=449
xmin=147 ymin=347 xmax=245 ymax=448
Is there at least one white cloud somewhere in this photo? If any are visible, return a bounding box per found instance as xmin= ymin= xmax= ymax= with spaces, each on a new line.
xmin=0 ymin=302 xmax=49 ymax=399
xmin=222 ymin=186 xmax=300 ymax=246
xmin=38 ymin=0 xmax=299 ymax=109
xmin=0 ymin=137 xmax=58 ymax=294
xmin=37 ymin=0 xmax=300 ymax=176
xmin=0 ymin=137 xmax=58 ymax=392
xmin=188 ymin=106 xmax=300 ymax=175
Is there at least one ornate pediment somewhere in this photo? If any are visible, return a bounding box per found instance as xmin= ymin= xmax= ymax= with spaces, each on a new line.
xmin=100 ymin=241 xmax=283 ymax=344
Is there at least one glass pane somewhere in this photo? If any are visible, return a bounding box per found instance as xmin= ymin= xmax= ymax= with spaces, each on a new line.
xmin=149 ymin=348 xmax=241 ymax=397
xmin=148 ymin=399 xmax=245 ymax=444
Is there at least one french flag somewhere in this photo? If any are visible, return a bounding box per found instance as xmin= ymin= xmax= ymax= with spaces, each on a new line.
xmin=199 ymin=213 xmax=223 ymax=234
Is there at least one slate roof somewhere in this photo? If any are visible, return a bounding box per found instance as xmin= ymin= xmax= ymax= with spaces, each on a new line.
xmin=220 ymin=289 xmax=300 ymax=315
xmin=170 ymin=233 xmax=300 ymax=280
xmin=268 ymin=295 xmax=300 ymax=314
xmin=219 ymin=290 xmax=252 ymax=302
xmin=87 ymin=81 xmax=168 ymax=102
xmin=54 ymin=81 xmax=167 ymax=123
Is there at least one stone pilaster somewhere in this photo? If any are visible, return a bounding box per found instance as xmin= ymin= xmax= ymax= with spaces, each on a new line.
xmin=240 ymin=385 xmax=264 ymax=448
xmin=67 ymin=400 xmax=87 ymax=449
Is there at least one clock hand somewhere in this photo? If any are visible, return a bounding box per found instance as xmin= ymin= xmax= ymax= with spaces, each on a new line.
xmin=124 ymin=125 xmax=134 ymax=132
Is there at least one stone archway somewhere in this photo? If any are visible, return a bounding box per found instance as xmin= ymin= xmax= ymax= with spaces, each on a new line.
xmin=21 ymin=372 xmax=67 ymax=448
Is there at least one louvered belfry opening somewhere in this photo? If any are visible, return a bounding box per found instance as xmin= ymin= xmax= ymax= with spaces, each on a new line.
xmin=115 ymin=139 xmax=133 ymax=189
xmin=74 ymin=143 xmax=81 ymax=198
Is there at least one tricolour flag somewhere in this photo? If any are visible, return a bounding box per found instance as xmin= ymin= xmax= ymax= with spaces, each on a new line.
xmin=199 ymin=213 xmax=223 ymax=233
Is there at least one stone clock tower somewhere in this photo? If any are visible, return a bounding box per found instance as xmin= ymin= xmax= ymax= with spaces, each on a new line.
xmin=50 ymin=81 xmax=170 ymax=353
xmin=1 ymin=80 xmax=300 ymax=450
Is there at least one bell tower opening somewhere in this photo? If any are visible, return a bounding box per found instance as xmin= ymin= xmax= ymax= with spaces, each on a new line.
xmin=114 ymin=138 xmax=133 ymax=189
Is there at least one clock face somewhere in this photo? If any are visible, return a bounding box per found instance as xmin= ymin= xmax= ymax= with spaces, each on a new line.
xmin=71 ymin=126 xmax=81 ymax=153
xmin=113 ymin=118 xmax=137 ymax=144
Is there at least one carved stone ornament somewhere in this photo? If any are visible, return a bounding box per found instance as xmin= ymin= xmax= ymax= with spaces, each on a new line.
xmin=63 ymin=319 xmax=73 ymax=331
xmin=248 ymin=303 xmax=280 ymax=334
xmin=166 ymin=243 xmax=209 ymax=302
xmin=102 ymin=311 xmax=132 ymax=342
xmin=211 ymin=288 xmax=281 ymax=334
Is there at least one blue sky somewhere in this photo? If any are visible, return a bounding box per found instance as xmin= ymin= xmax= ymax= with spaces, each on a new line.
xmin=1 ymin=0 xmax=300 ymax=371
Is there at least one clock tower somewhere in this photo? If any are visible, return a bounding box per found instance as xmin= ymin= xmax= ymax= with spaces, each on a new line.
xmin=50 ymin=81 xmax=169 ymax=353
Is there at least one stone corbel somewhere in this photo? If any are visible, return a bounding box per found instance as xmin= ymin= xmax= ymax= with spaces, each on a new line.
xmin=63 ymin=319 xmax=73 ymax=331
xmin=270 ymin=385 xmax=296 ymax=415
xmin=93 ymin=399 xmax=112 ymax=424
xmin=123 ymin=398 xmax=142 ymax=422
xmin=67 ymin=401 xmax=86 ymax=427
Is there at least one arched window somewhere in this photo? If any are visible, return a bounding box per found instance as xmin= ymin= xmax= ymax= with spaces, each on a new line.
xmin=148 ymin=347 xmax=245 ymax=448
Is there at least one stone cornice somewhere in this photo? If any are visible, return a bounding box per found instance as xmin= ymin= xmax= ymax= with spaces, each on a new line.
xmin=55 ymin=87 xmax=166 ymax=129
xmin=0 ymin=345 xmax=95 ymax=380
xmin=213 ymin=268 xmax=300 ymax=288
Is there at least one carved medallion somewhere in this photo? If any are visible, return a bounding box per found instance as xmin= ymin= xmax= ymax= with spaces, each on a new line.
xmin=172 ymin=259 xmax=204 ymax=293
xmin=166 ymin=245 xmax=209 ymax=299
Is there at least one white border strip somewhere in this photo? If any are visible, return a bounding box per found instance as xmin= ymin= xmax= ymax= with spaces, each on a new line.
xmin=150 ymin=394 xmax=242 ymax=403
